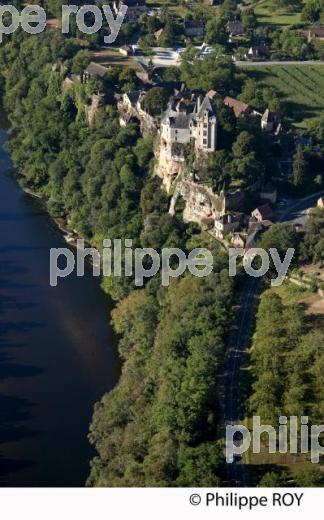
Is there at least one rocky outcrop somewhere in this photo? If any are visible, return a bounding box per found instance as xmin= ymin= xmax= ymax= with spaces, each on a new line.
xmin=139 ymin=111 xmax=158 ymax=138
xmin=154 ymin=140 xmax=188 ymax=193
xmin=169 ymin=180 xmax=226 ymax=223
xmin=85 ymin=93 xmax=106 ymax=126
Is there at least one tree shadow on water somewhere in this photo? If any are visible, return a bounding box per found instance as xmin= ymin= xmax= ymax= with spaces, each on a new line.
xmin=0 ymin=395 xmax=39 ymax=483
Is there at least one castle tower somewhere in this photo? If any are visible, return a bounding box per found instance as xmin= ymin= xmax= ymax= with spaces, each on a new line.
xmin=194 ymin=95 xmax=217 ymax=152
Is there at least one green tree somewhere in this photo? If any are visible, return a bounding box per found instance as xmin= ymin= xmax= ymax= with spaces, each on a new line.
xmin=143 ymin=87 xmax=169 ymax=116
xmin=292 ymin=145 xmax=307 ymax=187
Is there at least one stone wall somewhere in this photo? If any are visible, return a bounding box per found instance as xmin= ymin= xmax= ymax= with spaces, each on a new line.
xmin=117 ymin=101 xmax=158 ymax=138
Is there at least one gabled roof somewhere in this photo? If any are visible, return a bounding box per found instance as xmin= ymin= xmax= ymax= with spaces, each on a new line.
xmin=223 ymin=96 xmax=251 ymax=118
xmin=136 ymin=71 xmax=155 ymax=86
xmin=125 ymin=90 xmax=143 ymax=105
xmin=154 ymin=28 xmax=164 ymax=39
xmin=207 ymin=90 xmax=220 ymax=100
xmin=248 ymin=45 xmax=270 ymax=56
xmin=253 ymin=203 xmax=273 ymax=220
xmin=309 ymin=26 xmax=324 ymax=37
xmin=85 ymin=62 xmax=109 ymax=78
xmin=196 ymin=95 xmax=215 ymax=118
xmin=120 ymin=44 xmax=132 ymax=53
xmin=262 ymin=108 xmax=280 ymax=123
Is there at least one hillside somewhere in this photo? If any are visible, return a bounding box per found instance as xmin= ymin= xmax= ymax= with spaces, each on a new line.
xmin=242 ymin=64 xmax=324 ymax=128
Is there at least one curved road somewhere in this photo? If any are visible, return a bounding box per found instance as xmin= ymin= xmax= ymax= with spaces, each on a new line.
xmin=224 ymin=189 xmax=324 ymax=487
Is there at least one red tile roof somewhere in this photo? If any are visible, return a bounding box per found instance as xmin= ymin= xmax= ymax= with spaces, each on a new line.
xmin=223 ymin=96 xmax=251 ymax=118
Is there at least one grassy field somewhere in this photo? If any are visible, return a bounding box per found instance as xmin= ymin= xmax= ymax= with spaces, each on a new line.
xmin=242 ymin=64 xmax=324 ymax=128
xmin=254 ymin=0 xmax=304 ymax=27
xmin=146 ymin=0 xmax=216 ymax=18
xmin=92 ymin=48 xmax=142 ymax=69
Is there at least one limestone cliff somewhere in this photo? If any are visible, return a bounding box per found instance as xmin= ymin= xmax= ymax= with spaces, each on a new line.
xmin=154 ymin=140 xmax=188 ymax=193
xmin=169 ymin=180 xmax=226 ymax=223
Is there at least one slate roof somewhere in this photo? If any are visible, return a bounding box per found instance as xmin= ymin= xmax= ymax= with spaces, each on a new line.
xmin=253 ymin=203 xmax=273 ymax=220
xmin=169 ymin=113 xmax=193 ymax=129
xmin=126 ymin=90 xmax=142 ymax=105
xmin=196 ymin=95 xmax=215 ymax=118
xmin=85 ymin=62 xmax=109 ymax=78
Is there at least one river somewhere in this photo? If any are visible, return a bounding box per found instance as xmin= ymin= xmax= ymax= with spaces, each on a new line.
xmin=0 ymin=127 xmax=120 ymax=487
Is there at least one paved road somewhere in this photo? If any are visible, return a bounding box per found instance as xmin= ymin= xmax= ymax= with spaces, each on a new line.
xmin=236 ymin=60 xmax=324 ymax=67
xmin=224 ymin=277 xmax=258 ymax=487
xmin=223 ymin=190 xmax=324 ymax=487
xmin=134 ymin=51 xmax=324 ymax=69
xmin=279 ymin=190 xmax=324 ymax=227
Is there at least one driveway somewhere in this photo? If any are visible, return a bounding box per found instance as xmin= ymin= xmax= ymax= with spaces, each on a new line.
xmin=134 ymin=47 xmax=182 ymax=68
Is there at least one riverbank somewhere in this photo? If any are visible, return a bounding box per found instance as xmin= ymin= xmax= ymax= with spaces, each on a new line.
xmin=19 ymin=183 xmax=93 ymax=249
xmin=0 ymin=128 xmax=120 ymax=486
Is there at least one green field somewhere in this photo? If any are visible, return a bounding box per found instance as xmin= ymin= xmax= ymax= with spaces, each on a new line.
xmin=242 ymin=64 xmax=324 ymax=128
xmin=254 ymin=0 xmax=304 ymax=27
xmin=146 ymin=0 xmax=216 ymax=18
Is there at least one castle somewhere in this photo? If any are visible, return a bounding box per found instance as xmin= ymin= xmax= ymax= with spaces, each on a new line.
xmin=160 ymin=93 xmax=217 ymax=153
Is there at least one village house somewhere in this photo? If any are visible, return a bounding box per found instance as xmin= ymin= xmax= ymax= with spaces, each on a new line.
xmin=184 ymin=20 xmax=205 ymax=38
xmin=118 ymin=89 xmax=158 ymax=136
xmin=214 ymin=213 xmax=240 ymax=240
xmin=226 ymin=20 xmax=245 ymax=38
xmin=307 ymin=26 xmax=324 ymax=43
xmin=245 ymin=45 xmax=270 ymax=61
xmin=231 ymin=232 xmax=247 ymax=249
xmin=83 ymin=62 xmax=109 ymax=82
xmin=223 ymin=96 xmax=252 ymax=118
xmin=122 ymin=90 xmax=146 ymax=111
xmin=251 ymin=203 xmax=273 ymax=223
xmin=261 ymin=109 xmax=281 ymax=133
xmin=136 ymin=71 xmax=155 ymax=87
xmin=119 ymin=45 xmax=133 ymax=56
xmin=113 ymin=0 xmax=148 ymax=20
xmin=232 ymin=53 xmax=242 ymax=63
